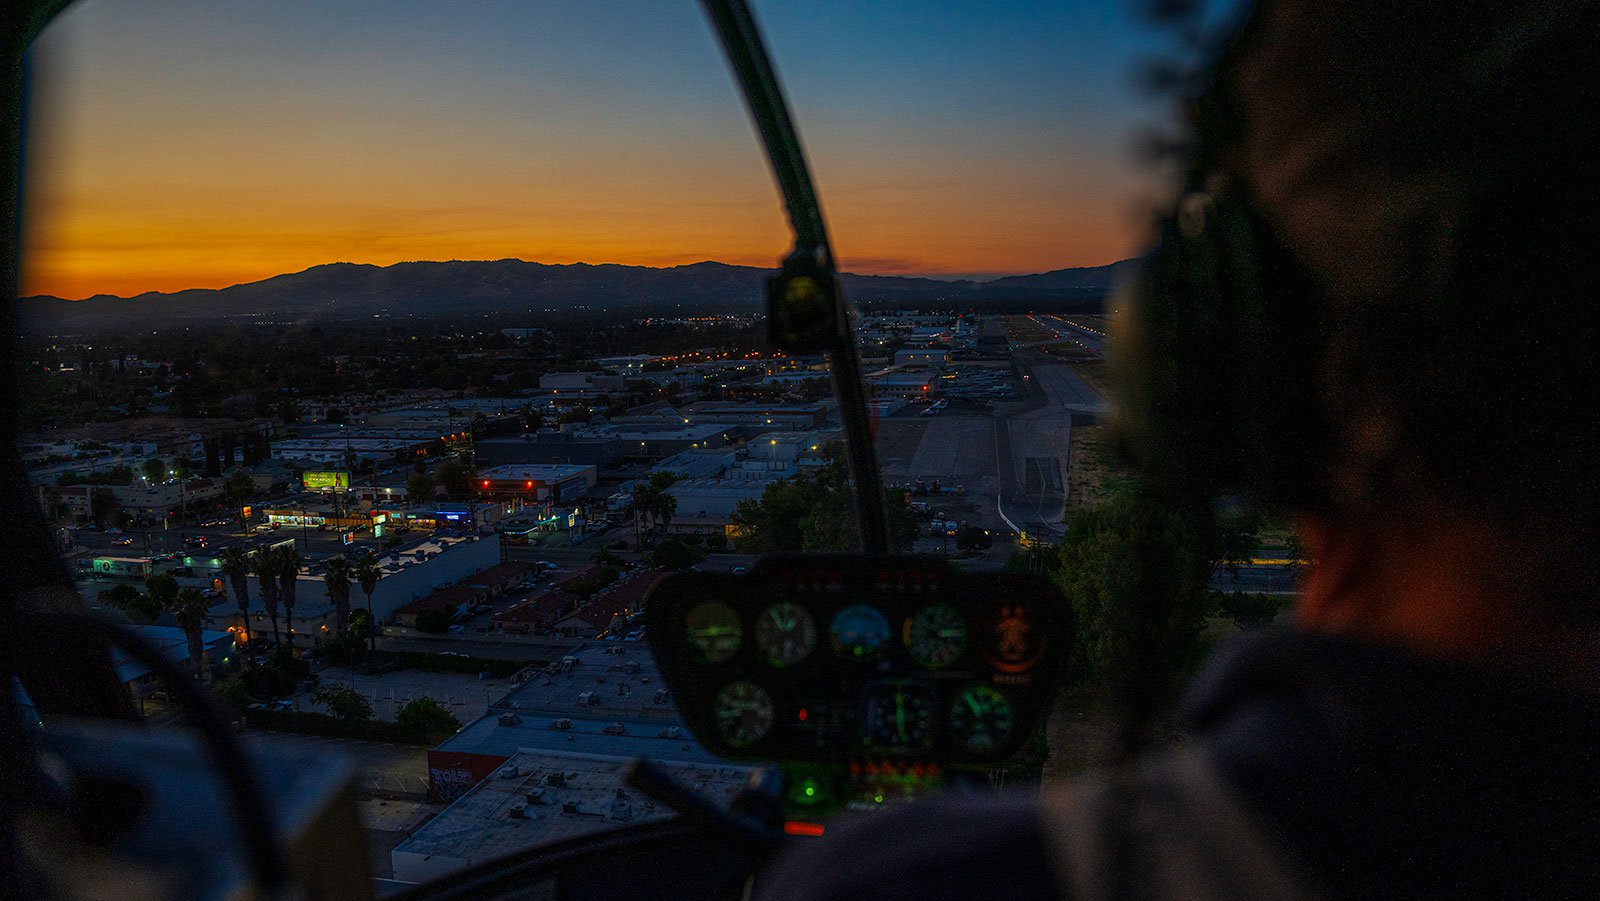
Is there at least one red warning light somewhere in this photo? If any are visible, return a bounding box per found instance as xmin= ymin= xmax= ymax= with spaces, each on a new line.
xmin=797 ymin=707 xmax=809 ymax=722
xmin=525 ymin=481 xmax=533 ymax=488
xmin=783 ymin=821 xmax=826 ymax=837
xmin=481 ymin=481 xmax=490 ymax=488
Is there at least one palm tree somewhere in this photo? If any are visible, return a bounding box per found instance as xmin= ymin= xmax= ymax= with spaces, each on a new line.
xmin=251 ymin=547 xmax=281 ymax=649
xmin=323 ymin=555 xmax=353 ymax=637
xmin=353 ymin=553 xmax=382 ymax=653
xmin=274 ymin=544 xmax=302 ymax=652
xmin=218 ymin=545 xmax=252 ymax=642
xmin=169 ymin=587 xmax=212 ymax=684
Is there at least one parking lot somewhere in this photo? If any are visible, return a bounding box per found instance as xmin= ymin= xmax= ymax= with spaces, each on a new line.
xmin=301 ymin=665 xmax=515 ymax=724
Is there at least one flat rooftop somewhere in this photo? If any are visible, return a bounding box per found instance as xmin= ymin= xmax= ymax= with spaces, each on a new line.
xmin=393 ymin=749 xmax=751 ymax=878
xmin=436 ymin=642 xmax=712 ymax=761
xmin=477 ymin=464 xmax=596 ymax=481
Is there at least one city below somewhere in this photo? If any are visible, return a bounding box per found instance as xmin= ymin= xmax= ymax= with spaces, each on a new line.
xmin=20 ymin=304 xmax=1296 ymax=882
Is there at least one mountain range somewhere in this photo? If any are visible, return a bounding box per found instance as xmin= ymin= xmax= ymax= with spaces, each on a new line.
xmin=17 ymin=258 xmax=1134 ymax=333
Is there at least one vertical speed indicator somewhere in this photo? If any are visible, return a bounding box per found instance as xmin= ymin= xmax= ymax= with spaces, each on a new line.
xmin=903 ymin=603 xmax=968 ymax=669
xmin=947 ymin=685 xmax=1016 ymax=754
xmin=755 ymin=601 xmax=818 ymax=667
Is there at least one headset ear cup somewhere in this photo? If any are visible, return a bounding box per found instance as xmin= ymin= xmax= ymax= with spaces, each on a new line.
xmin=1114 ymin=187 xmax=1324 ymax=509
xmin=1113 ymin=206 xmax=1235 ymax=503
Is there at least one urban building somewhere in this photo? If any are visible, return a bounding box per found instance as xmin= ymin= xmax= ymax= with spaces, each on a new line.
xmin=663 ymin=479 xmax=767 ymax=537
xmin=476 ymin=464 xmax=598 ymax=503
xmin=391 ymin=750 xmax=748 ymax=884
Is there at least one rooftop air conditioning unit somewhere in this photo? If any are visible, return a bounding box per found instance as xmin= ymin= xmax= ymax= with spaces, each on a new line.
xmin=561 ymin=801 xmax=579 ymax=814
xmin=498 ymin=764 xmax=520 ymax=780
xmin=508 ymin=803 xmax=528 ymax=819
xmin=498 ymin=713 xmax=522 ymax=726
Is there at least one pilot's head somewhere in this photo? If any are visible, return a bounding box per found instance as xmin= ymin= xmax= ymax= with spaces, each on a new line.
xmin=1119 ymin=0 xmax=1600 ymax=658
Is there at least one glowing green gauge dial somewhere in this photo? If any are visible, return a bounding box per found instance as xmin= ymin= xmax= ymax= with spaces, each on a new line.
xmin=864 ymin=683 xmax=937 ymax=748
xmin=714 ymin=680 xmax=775 ymax=748
xmin=947 ymin=685 xmax=1016 ymax=753
xmin=754 ymin=601 xmax=818 ymax=667
xmin=684 ymin=601 xmax=742 ymax=663
xmin=903 ymin=603 xmax=968 ymax=669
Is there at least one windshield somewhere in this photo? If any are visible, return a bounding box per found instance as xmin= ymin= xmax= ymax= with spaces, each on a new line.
xmin=17 ymin=0 xmax=1285 ymax=890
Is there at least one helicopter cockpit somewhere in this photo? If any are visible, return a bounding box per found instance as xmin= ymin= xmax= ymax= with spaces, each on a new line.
xmin=0 ymin=1 xmax=1186 ymax=900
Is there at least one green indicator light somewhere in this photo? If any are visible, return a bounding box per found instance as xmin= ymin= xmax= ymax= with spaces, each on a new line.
xmin=791 ymin=776 xmax=825 ymax=807
xmin=874 ymin=794 xmax=884 ymax=804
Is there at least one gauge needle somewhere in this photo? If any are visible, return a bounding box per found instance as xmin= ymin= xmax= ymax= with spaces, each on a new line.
xmin=895 ymin=694 xmax=906 ymax=737
xmin=965 ymin=692 xmax=984 ymax=715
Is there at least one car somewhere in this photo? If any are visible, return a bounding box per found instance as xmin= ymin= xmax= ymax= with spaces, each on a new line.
xmin=473 ymin=604 xmax=493 ymax=614
xmin=112 ymin=536 xmax=134 ymax=546
xmin=624 ymin=631 xmax=644 ymax=642
xmin=105 ymin=527 xmax=124 ymax=535
xmin=731 ymin=565 xmax=747 ymax=575
xmin=447 ymin=624 xmax=465 ymax=633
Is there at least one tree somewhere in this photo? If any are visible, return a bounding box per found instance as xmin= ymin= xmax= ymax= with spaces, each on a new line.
xmin=323 ymin=555 xmax=353 ymax=636
xmin=101 ymin=582 xmax=160 ymax=623
xmin=436 ymin=460 xmax=474 ymax=499
xmin=396 ymin=697 xmax=461 ymax=742
xmin=100 ymin=582 xmax=141 ymax=612
xmin=649 ymin=538 xmax=704 ymax=572
xmin=414 ymin=606 xmax=454 ymax=634
xmin=170 ymin=587 xmax=212 ymax=683
xmin=224 ymin=470 xmax=255 ymax=533
xmin=251 ymin=547 xmax=282 ymax=648
xmin=218 ymin=545 xmax=252 ymax=641
xmin=1053 ymin=487 xmax=1210 ymax=698
xmin=955 ymin=525 xmax=993 ymax=551
xmin=730 ymin=451 xmax=917 ymax=553
xmin=312 ymin=684 xmax=374 ymax=723
xmin=89 ymin=490 xmax=121 ymax=527
xmin=217 ymin=676 xmax=249 ymax=712
xmin=1213 ymin=508 xmax=1264 ymax=580
xmin=141 ymin=458 xmax=167 ymax=484
xmin=353 ymin=553 xmax=382 ymax=652
xmin=145 ymin=572 xmax=180 ymax=608
xmin=633 ymin=472 xmax=680 ymax=545
xmin=407 ymin=472 xmax=436 ymax=503
xmin=168 ymin=457 xmax=191 ymax=480
xmin=274 ymin=544 xmax=302 ymax=649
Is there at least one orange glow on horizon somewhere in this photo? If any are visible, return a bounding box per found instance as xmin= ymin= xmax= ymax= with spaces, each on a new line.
xmin=19 ymin=2 xmax=1152 ymax=301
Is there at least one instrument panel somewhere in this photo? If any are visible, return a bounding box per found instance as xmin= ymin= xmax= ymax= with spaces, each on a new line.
xmin=645 ymin=555 xmax=1071 ymax=770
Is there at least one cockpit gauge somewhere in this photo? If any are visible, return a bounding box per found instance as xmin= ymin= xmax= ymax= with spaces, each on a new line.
xmin=685 ymin=601 xmax=743 ymax=664
xmin=830 ymin=604 xmax=891 ymax=661
xmin=903 ymin=603 xmax=968 ymax=669
xmin=714 ymin=681 xmax=776 ymax=748
xmin=947 ymin=685 xmax=1015 ymax=753
xmin=863 ymin=683 xmax=937 ymax=749
xmin=755 ymin=601 xmax=818 ymax=667
xmin=985 ymin=603 xmax=1044 ymax=673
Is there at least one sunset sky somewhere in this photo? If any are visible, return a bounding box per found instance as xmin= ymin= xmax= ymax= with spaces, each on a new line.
xmin=22 ymin=0 xmax=1176 ymax=300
